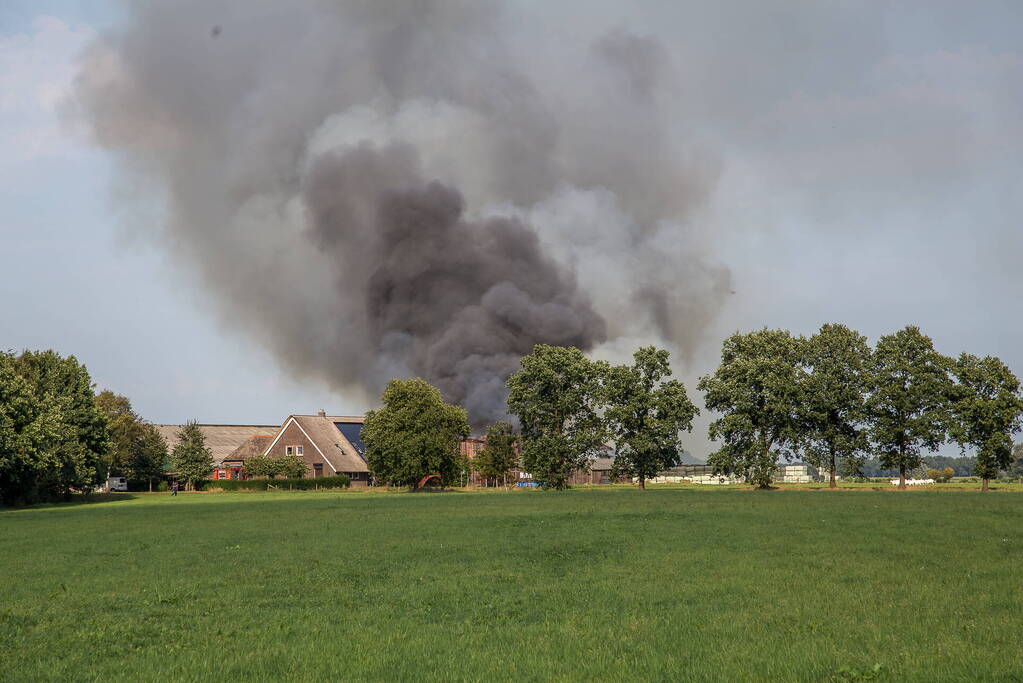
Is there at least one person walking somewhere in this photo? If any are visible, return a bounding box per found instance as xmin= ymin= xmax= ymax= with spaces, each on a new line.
xmin=171 ymin=480 xmax=179 ymax=496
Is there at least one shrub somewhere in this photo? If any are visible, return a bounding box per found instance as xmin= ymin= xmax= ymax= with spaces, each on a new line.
xmin=210 ymin=475 xmax=351 ymax=491
xmin=926 ymin=467 xmax=954 ymax=483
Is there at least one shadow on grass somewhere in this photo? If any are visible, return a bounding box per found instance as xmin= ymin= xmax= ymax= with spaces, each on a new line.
xmin=1 ymin=492 xmax=139 ymax=512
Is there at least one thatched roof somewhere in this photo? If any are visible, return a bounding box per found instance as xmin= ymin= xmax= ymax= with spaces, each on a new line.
xmin=224 ymin=435 xmax=275 ymax=462
xmin=284 ymin=415 xmax=368 ymax=473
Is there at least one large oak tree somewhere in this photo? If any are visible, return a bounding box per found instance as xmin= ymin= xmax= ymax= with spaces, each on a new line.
xmin=362 ymin=378 xmax=469 ymax=489
xmin=605 ymin=347 xmax=698 ymax=489
xmin=698 ymin=329 xmax=805 ymax=489
xmin=507 ymin=345 xmax=607 ymax=489
xmin=801 ymin=324 xmax=871 ymax=488
xmin=867 ymin=326 xmax=952 ymax=490
xmin=950 ymin=353 xmax=1023 ymax=490
xmin=1 ymin=350 xmax=109 ymax=504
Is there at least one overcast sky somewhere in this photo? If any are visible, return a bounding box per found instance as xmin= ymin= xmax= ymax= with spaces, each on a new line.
xmin=2 ymin=1 xmax=1021 ymax=458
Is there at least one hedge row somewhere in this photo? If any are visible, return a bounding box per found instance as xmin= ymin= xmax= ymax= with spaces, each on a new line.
xmin=208 ymin=475 xmax=351 ymax=491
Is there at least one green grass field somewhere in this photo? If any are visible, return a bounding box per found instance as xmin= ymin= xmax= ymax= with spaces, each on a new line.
xmin=2 ymin=487 xmax=1022 ymax=681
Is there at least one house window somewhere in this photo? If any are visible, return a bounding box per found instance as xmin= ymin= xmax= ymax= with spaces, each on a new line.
xmin=296 ymin=445 xmax=303 ymax=456
xmin=286 ymin=445 xmax=304 ymax=457
xmin=313 ymin=463 xmax=323 ymax=478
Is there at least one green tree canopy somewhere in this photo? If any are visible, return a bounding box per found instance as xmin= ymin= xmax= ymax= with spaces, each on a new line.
xmin=605 ymin=346 xmax=698 ymax=489
xmin=362 ymin=378 xmax=469 ymax=489
xmin=0 ymin=350 xmax=109 ymax=503
xmin=132 ymin=423 xmax=170 ymax=489
xmin=950 ymin=353 xmax=1023 ymax=490
xmin=475 ymin=422 xmax=519 ymax=486
xmin=697 ymin=329 xmax=805 ymax=489
xmin=277 ymin=454 xmax=309 ymax=479
xmin=171 ymin=421 xmax=214 ymax=490
xmin=867 ymin=326 xmax=953 ymax=489
xmin=0 ymin=354 xmax=67 ymax=504
xmin=94 ymin=390 xmax=168 ymax=489
xmin=506 ymin=345 xmax=607 ymax=489
xmin=800 ymin=323 xmax=871 ymax=488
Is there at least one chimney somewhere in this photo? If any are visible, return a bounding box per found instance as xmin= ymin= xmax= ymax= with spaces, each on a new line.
xmin=318 ymin=409 xmax=326 ymax=417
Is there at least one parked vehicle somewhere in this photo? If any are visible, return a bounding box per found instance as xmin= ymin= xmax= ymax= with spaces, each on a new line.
xmin=105 ymin=476 xmax=128 ymax=492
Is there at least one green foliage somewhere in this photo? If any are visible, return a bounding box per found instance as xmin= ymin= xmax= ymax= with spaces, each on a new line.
xmin=243 ymin=454 xmax=309 ymax=479
xmin=926 ymin=467 xmax=954 ymax=483
xmin=949 ymin=353 xmax=1023 ymax=486
xmin=132 ymin=424 xmax=170 ymax=487
xmin=362 ymin=378 xmax=469 ymax=488
xmin=801 ymin=324 xmax=871 ymax=486
xmin=211 ymin=474 xmax=350 ymax=490
xmin=922 ymin=455 xmax=976 ymax=477
xmin=94 ymin=391 xmax=168 ymax=488
xmin=506 ymin=345 xmax=607 ymax=489
xmin=697 ymin=329 xmax=805 ymax=488
xmin=277 ymin=454 xmax=309 ymax=479
xmin=605 ymin=346 xmax=698 ymax=488
xmin=242 ymin=454 xmax=276 ymax=478
xmin=0 ymin=350 xmax=109 ymax=505
xmin=867 ymin=326 xmax=953 ymax=486
xmin=171 ymin=421 xmax=214 ymax=490
xmin=1011 ymin=443 xmax=1023 ymax=478
xmin=475 ymin=422 xmax=519 ymax=485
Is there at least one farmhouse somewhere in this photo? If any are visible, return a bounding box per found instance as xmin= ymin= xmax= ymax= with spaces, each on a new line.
xmin=262 ymin=412 xmax=370 ymax=485
xmin=156 ymin=413 xmax=371 ymax=485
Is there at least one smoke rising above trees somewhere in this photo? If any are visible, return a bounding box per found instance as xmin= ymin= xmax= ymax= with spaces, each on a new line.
xmin=71 ymin=0 xmax=729 ymax=425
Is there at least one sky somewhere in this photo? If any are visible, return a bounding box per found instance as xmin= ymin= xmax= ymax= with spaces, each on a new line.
xmin=2 ymin=1 xmax=1021 ymax=458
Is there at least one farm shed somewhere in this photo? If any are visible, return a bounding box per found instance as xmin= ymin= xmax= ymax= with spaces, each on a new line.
xmin=155 ymin=424 xmax=280 ymax=475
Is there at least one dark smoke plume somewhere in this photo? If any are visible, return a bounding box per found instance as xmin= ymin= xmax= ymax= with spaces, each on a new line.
xmin=304 ymin=142 xmax=605 ymax=421
xmin=71 ymin=0 xmax=730 ymax=426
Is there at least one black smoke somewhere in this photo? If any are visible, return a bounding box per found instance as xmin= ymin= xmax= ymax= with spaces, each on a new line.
xmin=70 ymin=0 xmax=729 ymax=427
xmin=303 ymin=142 xmax=605 ymax=423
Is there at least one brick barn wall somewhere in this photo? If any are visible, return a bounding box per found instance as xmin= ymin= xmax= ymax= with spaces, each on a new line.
xmin=266 ymin=422 xmax=326 ymax=478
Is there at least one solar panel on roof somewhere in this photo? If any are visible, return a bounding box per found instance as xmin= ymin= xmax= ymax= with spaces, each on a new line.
xmin=335 ymin=422 xmax=367 ymax=460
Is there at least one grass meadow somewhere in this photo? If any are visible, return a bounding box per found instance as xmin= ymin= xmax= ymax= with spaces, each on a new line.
xmin=2 ymin=487 xmax=1022 ymax=681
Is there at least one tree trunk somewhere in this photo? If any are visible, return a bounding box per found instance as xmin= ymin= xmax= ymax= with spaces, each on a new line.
xmin=638 ymin=475 xmax=645 ymax=490
xmin=982 ymin=477 xmax=989 ymax=491
xmin=829 ymin=448 xmax=837 ymax=489
xmin=899 ymin=465 xmax=906 ymax=490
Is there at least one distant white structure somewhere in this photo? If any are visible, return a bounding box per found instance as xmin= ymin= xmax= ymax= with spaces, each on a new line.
xmin=775 ymin=464 xmax=820 ymax=483
xmin=651 ymin=464 xmax=740 ymax=485
xmin=890 ymin=478 xmax=935 ymax=486
xmin=651 ymin=462 xmax=823 ymax=485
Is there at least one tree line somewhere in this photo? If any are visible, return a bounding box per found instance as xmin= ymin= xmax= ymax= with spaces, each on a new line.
xmin=362 ymin=344 xmax=698 ymax=490
xmin=0 ymin=349 xmax=225 ymax=504
xmin=362 ymin=324 xmax=1023 ymax=492
xmin=701 ymin=324 xmax=1023 ymax=490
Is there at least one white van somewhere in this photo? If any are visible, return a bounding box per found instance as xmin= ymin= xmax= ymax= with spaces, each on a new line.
xmin=105 ymin=477 xmax=128 ymax=492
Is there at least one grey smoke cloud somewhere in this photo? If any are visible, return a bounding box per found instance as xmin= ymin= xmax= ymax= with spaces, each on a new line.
xmin=71 ymin=0 xmax=728 ymax=426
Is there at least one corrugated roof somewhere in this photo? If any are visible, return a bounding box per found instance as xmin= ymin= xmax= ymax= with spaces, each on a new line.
xmin=155 ymin=424 xmax=279 ymax=466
